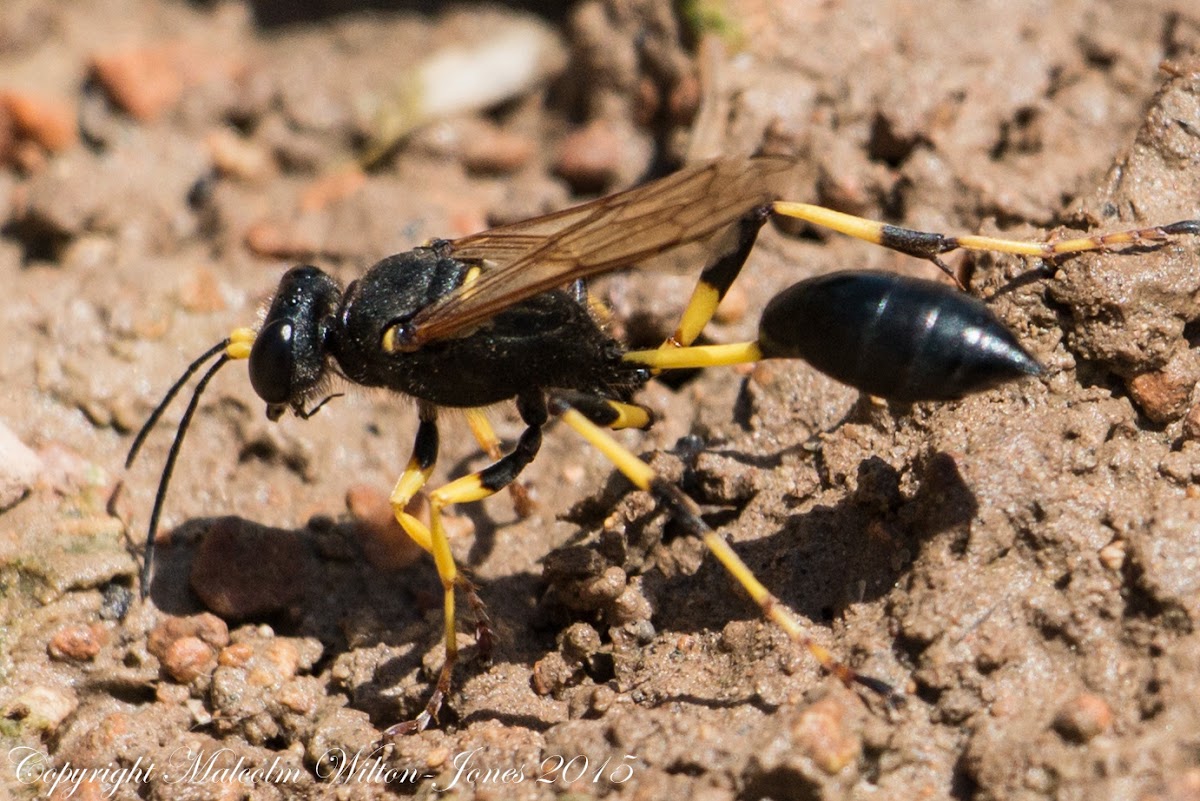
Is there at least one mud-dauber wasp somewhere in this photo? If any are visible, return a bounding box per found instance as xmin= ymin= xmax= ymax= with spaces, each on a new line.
xmin=126 ymin=155 xmax=1199 ymax=733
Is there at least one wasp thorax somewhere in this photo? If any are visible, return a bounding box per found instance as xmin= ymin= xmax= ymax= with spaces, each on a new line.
xmin=248 ymin=265 xmax=342 ymax=411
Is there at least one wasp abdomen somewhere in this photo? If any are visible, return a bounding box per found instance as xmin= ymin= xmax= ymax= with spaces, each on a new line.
xmin=757 ymin=271 xmax=1042 ymax=402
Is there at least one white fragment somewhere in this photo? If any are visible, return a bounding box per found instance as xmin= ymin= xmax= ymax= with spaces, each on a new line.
xmin=367 ymin=16 xmax=566 ymax=157
xmin=0 ymin=420 xmax=42 ymax=510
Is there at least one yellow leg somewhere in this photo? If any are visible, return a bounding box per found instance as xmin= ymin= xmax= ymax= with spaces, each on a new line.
xmin=390 ymin=407 xmax=439 ymax=555
xmin=550 ymin=398 xmax=897 ymax=702
xmin=672 ymin=282 xmax=723 ymax=348
xmin=598 ymin=400 xmax=654 ymax=430
xmin=387 ymin=398 xmax=548 ymax=735
xmin=465 ymin=408 xmax=534 ymax=517
xmin=772 ymin=201 xmax=1200 ymax=265
xmin=624 ymin=341 xmax=764 ymax=371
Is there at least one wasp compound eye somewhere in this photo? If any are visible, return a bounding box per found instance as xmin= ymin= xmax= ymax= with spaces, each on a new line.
xmin=248 ymin=318 xmax=295 ymax=404
xmin=757 ymin=271 xmax=1042 ymax=402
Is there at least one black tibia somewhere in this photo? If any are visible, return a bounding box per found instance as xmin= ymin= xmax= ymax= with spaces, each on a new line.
xmin=331 ymin=247 xmax=645 ymax=408
xmin=878 ymin=225 xmax=960 ymax=260
xmin=757 ymin=271 xmax=1042 ymax=402
xmin=477 ymin=392 xmax=549 ymax=493
xmin=547 ymin=388 xmax=652 ymax=431
xmin=549 ymin=390 xmax=623 ymax=427
xmin=698 ymin=205 xmax=773 ymax=298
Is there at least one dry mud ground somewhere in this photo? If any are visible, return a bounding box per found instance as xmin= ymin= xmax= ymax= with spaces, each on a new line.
xmin=3 ymin=1 xmax=1200 ymax=799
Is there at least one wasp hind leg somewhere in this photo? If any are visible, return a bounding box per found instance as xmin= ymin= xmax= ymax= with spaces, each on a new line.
xmin=385 ymin=394 xmax=548 ymax=736
xmin=771 ymin=202 xmax=1200 ymax=283
xmin=668 ymin=204 xmax=771 ymax=350
xmin=547 ymin=391 xmax=902 ymax=706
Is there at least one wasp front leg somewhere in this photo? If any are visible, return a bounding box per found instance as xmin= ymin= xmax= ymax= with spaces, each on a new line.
xmin=385 ymin=394 xmax=548 ymax=735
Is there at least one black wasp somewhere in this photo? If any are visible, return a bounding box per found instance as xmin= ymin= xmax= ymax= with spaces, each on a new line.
xmin=127 ymin=156 xmax=1199 ymax=732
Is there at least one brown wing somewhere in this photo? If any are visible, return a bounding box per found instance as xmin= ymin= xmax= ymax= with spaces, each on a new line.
xmin=405 ymin=156 xmax=796 ymax=346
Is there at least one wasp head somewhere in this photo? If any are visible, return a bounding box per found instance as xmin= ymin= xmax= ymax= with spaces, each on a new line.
xmin=249 ymin=265 xmax=343 ymax=420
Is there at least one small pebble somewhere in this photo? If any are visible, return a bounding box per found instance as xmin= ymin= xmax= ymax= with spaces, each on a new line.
xmin=791 ymin=696 xmax=861 ymax=774
xmin=461 ymin=125 xmax=535 ymax=175
xmin=667 ymin=71 xmax=701 ymax=125
xmin=243 ymin=220 xmax=318 ymax=260
xmin=91 ymin=44 xmax=186 ymax=121
xmin=0 ymin=420 xmax=42 ymax=510
xmin=298 ymin=166 xmax=367 ymax=213
xmin=555 ymin=120 xmax=622 ymax=193
xmin=1127 ymin=357 xmax=1196 ymax=423
xmin=48 ymin=623 xmax=108 ymax=661
xmin=1099 ymin=539 xmax=1126 ymax=572
xmin=162 ymin=636 xmax=217 ymax=683
xmin=218 ymin=642 xmax=255 ymax=668
xmin=1 ymin=91 xmax=78 ymax=153
xmin=206 ymin=128 xmax=273 ymax=183
xmin=531 ymin=651 xmax=576 ymax=696
xmin=1052 ymin=693 xmax=1113 ymax=742
xmin=179 ymin=265 xmax=227 ymax=314
xmin=347 ymin=485 xmax=424 ymax=571
xmin=560 ymin=622 xmax=602 ymax=662
xmin=2 ymin=685 xmax=78 ymax=732
xmin=263 ymin=640 xmax=301 ymax=680
xmin=148 ymin=612 xmax=230 ymax=658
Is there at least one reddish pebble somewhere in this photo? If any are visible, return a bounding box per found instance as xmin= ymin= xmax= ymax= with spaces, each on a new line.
xmin=263 ymin=639 xmax=301 ymax=680
xmin=1 ymin=91 xmax=78 ymax=153
xmin=1053 ymin=693 xmax=1113 ymax=742
xmin=190 ymin=517 xmax=308 ymax=618
xmin=218 ymin=642 xmax=254 ymax=667
xmin=298 ymin=166 xmax=366 ymax=213
xmin=148 ymin=612 xmax=230 ymax=659
xmin=244 ymin=220 xmax=318 ymax=260
xmin=91 ymin=45 xmax=186 ymax=122
xmin=461 ymin=127 xmax=535 ymax=175
xmin=48 ymin=623 xmax=108 ymax=661
xmin=1127 ymin=355 xmax=1197 ymax=423
xmin=179 ymin=266 xmax=227 ymax=314
xmin=0 ymin=102 xmax=14 ymax=164
xmin=162 ymin=636 xmax=217 ymax=683
xmin=555 ymin=120 xmax=622 ymax=193
xmin=667 ymin=71 xmax=701 ymax=125
xmin=347 ymin=485 xmax=425 ymax=571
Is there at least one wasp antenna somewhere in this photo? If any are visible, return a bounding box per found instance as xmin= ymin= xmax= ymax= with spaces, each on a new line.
xmin=126 ymin=340 xmax=230 ymax=469
xmin=138 ymin=351 xmax=231 ymax=598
